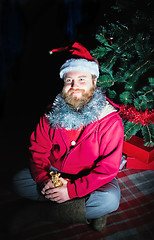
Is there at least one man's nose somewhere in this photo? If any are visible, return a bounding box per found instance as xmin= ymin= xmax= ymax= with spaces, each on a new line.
xmin=71 ymin=80 xmax=79 ymax=88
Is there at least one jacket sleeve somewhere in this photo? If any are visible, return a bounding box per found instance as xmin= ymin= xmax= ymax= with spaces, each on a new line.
xmin=29 ymin=116 xmax=52 ymax=186
xmin=67 ymin=117 xmax=124 ymax=199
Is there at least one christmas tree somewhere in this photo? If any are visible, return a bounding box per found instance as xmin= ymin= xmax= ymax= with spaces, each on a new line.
xmin=91 ymin=0 xmax=154 ymax=146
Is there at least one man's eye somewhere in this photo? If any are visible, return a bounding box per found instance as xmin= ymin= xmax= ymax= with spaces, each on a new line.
xmin=80 ymin=78 xmax=85 ymax=81
xmin=66 ymin=79 xmax=72 ymax=83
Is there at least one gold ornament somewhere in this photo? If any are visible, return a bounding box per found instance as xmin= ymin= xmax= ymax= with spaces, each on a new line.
xmin=49 ymin=171 xmax=63 ymax=188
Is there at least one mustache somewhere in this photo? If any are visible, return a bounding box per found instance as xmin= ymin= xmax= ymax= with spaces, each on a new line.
xmin=68 ymin=88 xmax=85 ymax=94
xmin=62 ymin=85 xmax=96 ymax=109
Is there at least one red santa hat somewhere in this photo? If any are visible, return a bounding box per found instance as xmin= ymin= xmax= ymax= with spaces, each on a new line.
xmin=49 ymin=42 xmax=99 ymax=79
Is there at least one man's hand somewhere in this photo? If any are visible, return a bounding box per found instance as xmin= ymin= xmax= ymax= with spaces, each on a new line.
xmin=41 ymin=178 xmax=70 ymax=203
xmin=41 ymin=180 xmax=54 ymax=195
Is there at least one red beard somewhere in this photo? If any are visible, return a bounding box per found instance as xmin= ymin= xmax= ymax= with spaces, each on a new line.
xmin=62 ymin=86 xmax=96 ymax=109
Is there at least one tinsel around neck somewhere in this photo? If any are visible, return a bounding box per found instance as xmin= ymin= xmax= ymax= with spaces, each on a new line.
xmin=46 ymin=87 xmax=106 ymax=130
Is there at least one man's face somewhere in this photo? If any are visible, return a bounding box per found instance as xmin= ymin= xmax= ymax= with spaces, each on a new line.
xmin=62 ymin=71 xmax=97 ymax=109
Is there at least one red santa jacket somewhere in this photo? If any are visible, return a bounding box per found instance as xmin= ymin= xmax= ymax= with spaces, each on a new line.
xmin=29 ymin=98 xmax=124 ymax=199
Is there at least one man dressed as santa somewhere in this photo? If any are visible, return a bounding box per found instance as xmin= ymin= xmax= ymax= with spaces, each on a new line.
xmin=14 ymin=42 xmax=124 ymax=232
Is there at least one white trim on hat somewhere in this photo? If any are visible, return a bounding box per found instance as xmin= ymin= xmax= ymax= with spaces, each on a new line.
xmin=60 ymin=59 xmax=99 ymax=79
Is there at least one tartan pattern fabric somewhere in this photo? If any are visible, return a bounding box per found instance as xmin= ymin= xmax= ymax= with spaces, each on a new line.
xmin=1 ymin=169 xmax=154 ymax=240
xmin=104 ymin=169 xmax=154 ymax=240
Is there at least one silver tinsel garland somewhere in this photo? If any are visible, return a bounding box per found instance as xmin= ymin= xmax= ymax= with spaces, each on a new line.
xmin=46 ymin=87 xmax=106 ymax=130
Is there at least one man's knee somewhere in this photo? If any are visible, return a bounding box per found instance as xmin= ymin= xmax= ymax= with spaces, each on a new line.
xmin=106 ymin=190 xmax=120 ymax=212
xmin=12 ymin=168 xmax=39 ymax=200
xmin=13 ymin=169 xmax=28 ymax=197
xmin=94 ymin=190 xmax=120 ymax=218
xmin=86 ymin=183 xmax=121 ymax=219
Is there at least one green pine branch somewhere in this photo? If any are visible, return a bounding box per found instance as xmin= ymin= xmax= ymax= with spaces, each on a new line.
xmin=91 ymin=15 xmax=154 ymax=145
xmin=124 ymin=122 xmax=141 ymax=140
xmin=141 ymin=124 xmax=154 ymax=147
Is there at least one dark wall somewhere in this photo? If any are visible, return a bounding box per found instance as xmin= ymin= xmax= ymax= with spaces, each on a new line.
xmin=1 ymin=0 xmax=114 ymax=118
xmin=0 ymin=0 xmax=114 ymax=176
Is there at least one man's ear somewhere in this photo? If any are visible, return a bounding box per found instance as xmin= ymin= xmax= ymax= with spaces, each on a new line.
xmin=93 ymin=77 xmax=97 ymax=86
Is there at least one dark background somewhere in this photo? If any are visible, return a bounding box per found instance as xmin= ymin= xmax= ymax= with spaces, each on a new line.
xmin=0 ymin=0 xmax=153 ymax=180
xmin=0 ymin=0 xmax=115 ymax=119
xmin=0 ymin=0 xmax=116 ymax=179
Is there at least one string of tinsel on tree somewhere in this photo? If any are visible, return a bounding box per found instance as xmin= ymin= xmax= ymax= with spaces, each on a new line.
xmin=120 ymin=105 xmax=154 ymax=126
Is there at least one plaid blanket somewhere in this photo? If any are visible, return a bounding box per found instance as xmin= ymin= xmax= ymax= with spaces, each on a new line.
xmin=105 ymin=169 xmax=154 ymax=240
xmin=1 ymin=169 xmax=154 ymax=240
